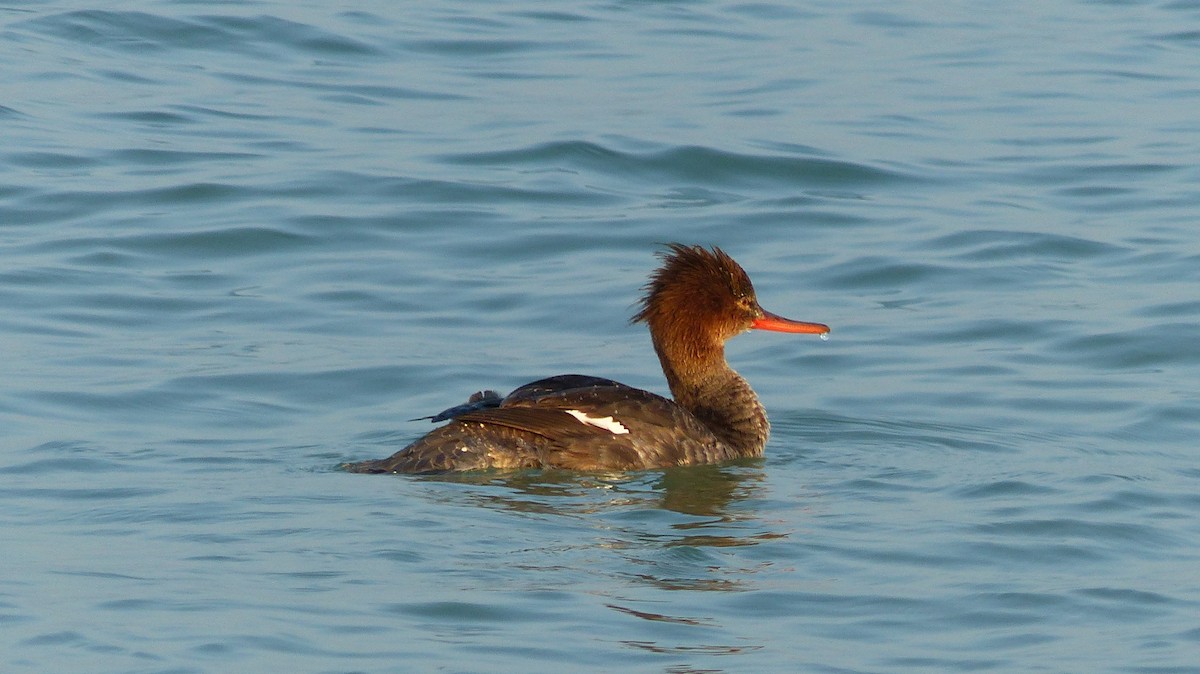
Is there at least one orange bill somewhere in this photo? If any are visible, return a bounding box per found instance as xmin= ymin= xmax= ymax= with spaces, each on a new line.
xmin=751 ymin=310 xmax=830 ymax=335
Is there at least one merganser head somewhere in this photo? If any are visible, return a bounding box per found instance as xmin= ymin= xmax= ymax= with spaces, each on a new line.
xmin=632 ymin=244 xmax=829 ymax=347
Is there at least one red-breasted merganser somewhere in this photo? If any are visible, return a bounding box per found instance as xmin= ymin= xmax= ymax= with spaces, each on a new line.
xmin=343 ymin=244 xmax=829 ymax=474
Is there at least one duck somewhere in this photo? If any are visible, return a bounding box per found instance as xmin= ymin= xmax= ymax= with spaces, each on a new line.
xmin=342 ymin=244 xmax=828 ymax=473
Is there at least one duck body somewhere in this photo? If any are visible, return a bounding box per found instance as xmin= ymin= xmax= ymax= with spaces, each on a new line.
xmin=346 ymin=374 xmax=749 ymax=474
xmin=343 ymin=244 xmax=828 ymax=474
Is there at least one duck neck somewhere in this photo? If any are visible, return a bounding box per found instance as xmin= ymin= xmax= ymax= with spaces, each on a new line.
xmin=654 ymin=340 xmax=770 ymax=457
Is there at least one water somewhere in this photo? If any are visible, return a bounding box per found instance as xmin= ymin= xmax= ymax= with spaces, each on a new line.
xmin=3 ymin=1 xmax=1199 ymax=672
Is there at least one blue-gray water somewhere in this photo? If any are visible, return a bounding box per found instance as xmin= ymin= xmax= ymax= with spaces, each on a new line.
xmin=3 ymin=1 xmax=1199 ymax=672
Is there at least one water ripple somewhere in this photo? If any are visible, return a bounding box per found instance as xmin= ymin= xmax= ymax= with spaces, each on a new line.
xmin=19 ymin=10 xmax=380 ymax=59
xmin=438 ymin=140 xmax=919 ymax=189
xmin=4 ymin=3 xmax=1200 ymax=673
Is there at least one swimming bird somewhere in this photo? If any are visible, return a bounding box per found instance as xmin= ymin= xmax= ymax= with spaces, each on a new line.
xmin=343 ymin=244 xmax=828 ymax=474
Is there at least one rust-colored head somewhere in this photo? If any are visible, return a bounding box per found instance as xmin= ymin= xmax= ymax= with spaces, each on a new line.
xmin=631 ymin=244 xmax=828 ymax=354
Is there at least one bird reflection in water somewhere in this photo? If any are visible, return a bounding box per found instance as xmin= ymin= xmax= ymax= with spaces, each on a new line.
xmin=416 ymin=461 xmax=768 ymax=521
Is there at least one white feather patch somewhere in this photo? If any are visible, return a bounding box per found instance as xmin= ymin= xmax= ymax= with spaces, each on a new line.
xmin=564 ymin=410 xmax=630 ymax=435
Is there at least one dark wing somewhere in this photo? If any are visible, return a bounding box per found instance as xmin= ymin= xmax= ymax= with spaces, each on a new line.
xmin=456 ymin=377 xmax=718 ymax=469
xmin=501 ymin=374 xmax=631 ymax=405
xmin=452 ymin=406 xmax=617 ymax=440
xmin=414 ymin=376 xmax=623 ymax=423
xmin=414 ymin=390 xmax=503 ymax=422
xmin=385 ymin=374 xmax=730 ymax=472
xmin=500 ymin=380 xmax=731 ymax=469
xmin=346 ymin=407 xmax=585 ymax=474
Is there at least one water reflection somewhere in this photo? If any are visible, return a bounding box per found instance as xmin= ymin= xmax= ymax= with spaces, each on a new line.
xmin=414 ymin=463 xmax=785 ymax=593
xmin=652 ymin=462 xmax=764 ymax=517
xmin=382 ymin=464 xmax=788 ymax=663
xmin=418 ymin=460 xmax=768 ymax=520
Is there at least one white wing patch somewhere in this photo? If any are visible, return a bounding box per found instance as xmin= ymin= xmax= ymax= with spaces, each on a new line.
xmin=564 ymin=410 xmax=630 ymax=435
